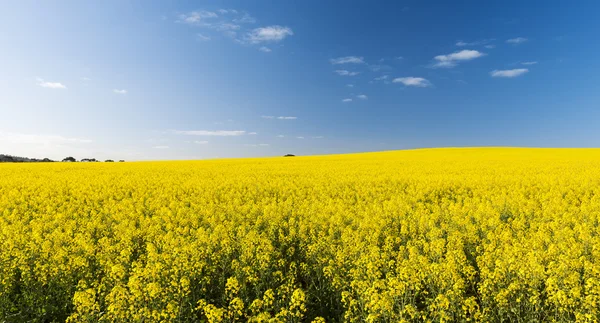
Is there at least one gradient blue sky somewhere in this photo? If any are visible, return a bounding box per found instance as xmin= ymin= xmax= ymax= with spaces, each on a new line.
xmin=2 ymin=1 xmax=599 ymax=160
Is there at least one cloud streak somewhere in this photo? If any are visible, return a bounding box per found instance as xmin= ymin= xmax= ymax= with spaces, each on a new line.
xmin=393 ymin=77 xmax=432 ymax=87
xmin=330 ymin=56 xmax=365 ymax=64
xmin=335 ymin=70 xmax=359 ymax=76
xmin=506 ymin=37 xmax=528 ymax=44
xmin=490 ymin=68 xmax=529 ymax=78
xmin=246 ymin=25 xmax=293 ymax=43
xmin=36 ymin=78 xmax=67 ymax=89
xmin=174 ymin=130 xmax=246 ymax=136
xmin=432 ymin=49 xmax=485 ymax=68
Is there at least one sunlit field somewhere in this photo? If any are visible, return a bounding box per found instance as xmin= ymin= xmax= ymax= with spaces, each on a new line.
xmin=2 ymin=148 xmax=600 ymax=322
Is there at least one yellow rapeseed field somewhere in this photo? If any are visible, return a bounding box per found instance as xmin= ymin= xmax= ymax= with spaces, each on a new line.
xmin=2 ymin=148 xmax=600 ymax=322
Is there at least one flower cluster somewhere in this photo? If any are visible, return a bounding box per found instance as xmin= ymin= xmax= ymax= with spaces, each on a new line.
xmin=1 ymin=148 xmax=599 ymax=322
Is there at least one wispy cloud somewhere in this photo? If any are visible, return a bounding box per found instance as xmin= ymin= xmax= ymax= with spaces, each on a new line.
xmin=113 ymin=89 xmax=127 ymax=95
xmin=490 ymin=68 xmax=529 ymax=78
xmin=246 ymin=25 xmax=293 ymax=43
xmin=196 ymin=33 xmax=211 ymax=41
xmin=335 ymin=70 xmax=359 ymax=76
xmin=346 ymin=84 xmax=354 ymax=88
xmin=368 ymin=64 xmax=392 ymax=72
xmin=174 ymin=130 xmax=246 ymax=136
xmin=506 ymin=37 xmax=528 ymax=44
xmin=330 ymin=56 xmax=365 ymax=65
xmin=193 ymin=141 xmax=208 ymax=144
xmin=233 ymin=13 xmax=256 ymax=24
xmin=262 ymin=116 xmax=296 ymax=120
xmin=296 ymin=136 xmax=304 ymax=139
xmin=393 ymin=77 xmax=432 ymax=87
xmin=357 ymin=94 xmax=368 ymax=100
xmin=152 ymin=145 xmax=170 ymax=149
xmin=484 ymin=44 xmax=496 ymax=49
xmin=177 ymin=11 xmax=218 ymax=26
xmin=36 ymin=78 xmax=67 ymax=89
xmin=259 ymin=46 xmax=272 ymax=52
xmin=521 ymin=61 xmax=538 ymax=65
xmin=312 ymin=136 xmax=324 ymax=139
xmin=218 ymin=9 xmax=238 ymax=14
xmin=342 ymin=98 xmax=353 ymax=102
xmin=374 ymin=75 xmax=389 ymax=81
xmin=276 ymin=135 xmax=285 ymax=138
xmin=432 ymin=49 xmax=485 ymax=68
xmin=248 ymin=132 xmax=258 ymax=135
xmin=456 ymin=39 xmax=494 ymax=47
xmin=81 ymin=77 xmax=92 ymax=82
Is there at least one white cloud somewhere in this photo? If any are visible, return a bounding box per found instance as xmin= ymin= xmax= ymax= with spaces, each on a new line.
xmin=330 ymin=56 xmax=365 ymax=65
xmin=197 ymin=33 xmax=211 ymax=41
xmin=335 ymin=70 xmax=359 ymax=76
xmin=81 ymin=77 xmax=92 ymax=82
xmin=193 ymin=141 xmax=208 ymax=144
xmin=259 ymin=46 xmax=272 ymax=52
xmin=175 ymin=130 xmax=246 ymax=136
xmin=396 ymin=56 xmax=404 ymax=60
xmin=432 ymin=49 xmax=485 ymax=68
xmin=218 ymin=9 xmax=239 ymax=15
xmin=153 ymin=145 xmax=169 ymax=149
xmin=215 ymin=23 xmax=240 ymax=31
xmin=521 ymin=61 xmax=538 ymax=65
xmin=312 ymin=136 xmax=324 ymax=139
xmin=258 ymin=143 xmax=269 ymax=146
xmin=357 ymin=94 xmax=368 ymax=100
xmin=260 ymin=115 xmax=297 ymax=120
xmin=248 ymin=132 xmax=258 ymax=135
xmin=393 ymin=77 xmax=432 ymax=87
xmin=296 ymin=136 xmax=304 ymax=139
xmin=246 ymin=25 xmax=293 ymax=43
xmin=342 ymin=98 xmax=353 ymax=102
xmin=36 ymin=78 xmax=67 ymax=89
xmin=346 ymin=84 xmax=354 ymax=88
xmin=178 ymin=11 xmax=218 ymax=25
xmin=490 ymin=68 xmax=529 ymax=78
xmin=456 ymin=39 xmax=494 ymax=47
xmin=276 ymin=135 xmax=285 ymax=138
xmin=113 ymin=89 xmax=127 ymax=94
xmin=374 ymin=75 xmax=389 ymax=81
xmin=484 ymin=44 xmax=496 ymax=49
xmin=506 ymin=37 xmax=528 ymax=44
xmin=233 ymin=13 xmax=256 ymax=24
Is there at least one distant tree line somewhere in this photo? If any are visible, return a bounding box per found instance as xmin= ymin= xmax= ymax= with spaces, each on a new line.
xmin=0 ymin=154 xmax=124 ymax=163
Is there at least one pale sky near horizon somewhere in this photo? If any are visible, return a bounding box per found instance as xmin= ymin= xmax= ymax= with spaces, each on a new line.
xmin=2 ymin=1 xmax=599 ymax=160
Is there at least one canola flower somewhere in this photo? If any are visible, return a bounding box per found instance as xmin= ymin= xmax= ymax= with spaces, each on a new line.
xmin=1 ymin=147 xmax=600 ymax=322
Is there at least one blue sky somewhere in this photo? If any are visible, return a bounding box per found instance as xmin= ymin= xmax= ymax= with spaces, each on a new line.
xmin=1 ymin=1 xmax=599 ymax=160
